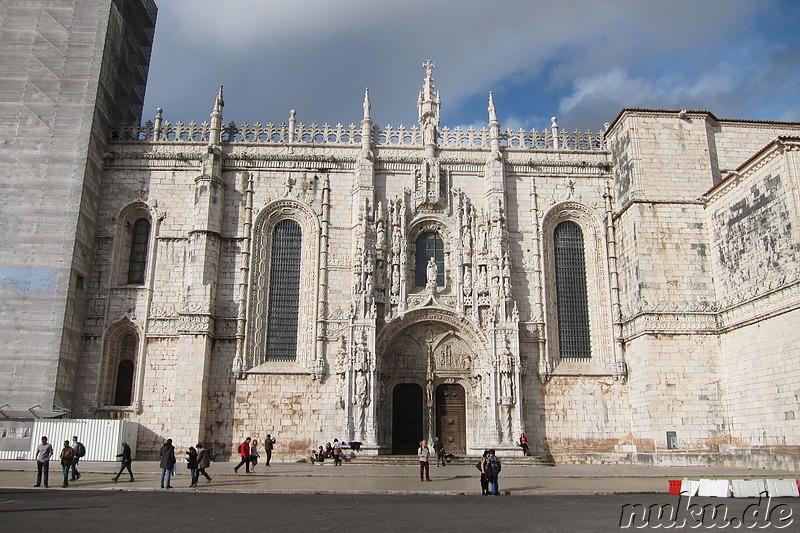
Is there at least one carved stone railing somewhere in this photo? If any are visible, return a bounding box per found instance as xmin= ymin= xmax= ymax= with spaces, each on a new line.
xmin=109 ymin=120 xmax=606 ymax=151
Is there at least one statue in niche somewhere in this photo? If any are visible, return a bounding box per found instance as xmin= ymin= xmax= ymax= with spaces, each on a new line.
xmin=499 ymin=336 xmax=514 ymax=402
xmin=392 ymin=227 xmax=402 ymax=257
xmin=335 ymin=336 xmax=347 ymax=409
xmin=354 ymin=371 xmax=370 ymax=437
xmin=364 ymin=260 xmax=374 ymax=296
xmin=391 ymin=264 xmax=400 ymax=296
xmin=463 ymin=267 xmax=472 ymax=296
xmin=463 ymin=226 xmax=472 ymax=258
xmin=376 ymin=219 xmax=386 ymax=252
xmin=502 ymin=254 xmax=511 ymax=297
xmin=426 ymin=257 xmax=438 ymax=291
xmin=479 ymin=224 xmax=488 ymax=254
xmin=477 ymin=266 xmax=487 ymax=293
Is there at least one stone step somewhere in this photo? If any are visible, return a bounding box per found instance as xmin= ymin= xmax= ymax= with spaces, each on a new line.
xmin=347 ymin=455 xmax=554 ymax=467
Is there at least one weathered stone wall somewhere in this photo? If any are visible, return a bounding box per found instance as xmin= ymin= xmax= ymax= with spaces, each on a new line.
xmin=542 ymin=375 xmax=630 ymax=454
xmin=625 ymin=335 xmax=725 ymax=452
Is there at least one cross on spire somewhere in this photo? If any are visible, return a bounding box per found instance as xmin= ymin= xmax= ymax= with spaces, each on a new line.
xmin=422 ymin=60 xmax=435 ymax=74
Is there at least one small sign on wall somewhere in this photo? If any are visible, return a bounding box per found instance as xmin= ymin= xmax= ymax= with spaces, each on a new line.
xmin=666 ymin=431 xmax=678 ymax=450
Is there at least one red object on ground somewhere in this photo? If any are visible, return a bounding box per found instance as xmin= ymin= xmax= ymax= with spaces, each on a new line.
xmin=669 ymin=480 xmax=682 ymax=495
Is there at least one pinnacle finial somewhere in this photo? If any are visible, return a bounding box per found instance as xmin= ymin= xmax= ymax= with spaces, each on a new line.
xmin=488 ymin=92 xmax=497 ymax=123
xmin=214 ymin=85 xmax=224 ymax=112
xmin=363 ymin=88 xmax=371 ymax=121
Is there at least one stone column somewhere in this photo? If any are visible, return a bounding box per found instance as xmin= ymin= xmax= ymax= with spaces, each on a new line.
xmin=173 ymin=147 xmax=224 ymax=447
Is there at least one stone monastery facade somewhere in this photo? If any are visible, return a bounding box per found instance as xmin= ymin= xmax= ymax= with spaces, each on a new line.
xmin=3 ymin=1 xmax=800 ymax=466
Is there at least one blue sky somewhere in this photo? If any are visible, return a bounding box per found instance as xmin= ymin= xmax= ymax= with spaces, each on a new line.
xmin=142 ymin=0 xmax=800 ymax=133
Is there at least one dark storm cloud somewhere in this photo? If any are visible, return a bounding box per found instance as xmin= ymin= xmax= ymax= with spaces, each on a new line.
xmin=142 ymin=0 xmax=796 ymax=132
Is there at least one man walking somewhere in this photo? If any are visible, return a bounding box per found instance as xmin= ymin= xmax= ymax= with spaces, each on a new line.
xmin=70 ymin=436 xmax=85 ymax=481
xmin=59 ymin=440 xmax=75 ymax=487
xmin=264 ymin=434 xmax=276 ymax=466
xmin=34 ymin=436 xmax=53 ymax=487
xmin=433 ymin=437 xmax=446 ymax=467
xmin=234 ymin=436 xmax=251 ymax=473
xmin=487 ymin=449 xmax=502 ymax=495
xmin=417 ymin=440 xmax=431 ymax=481
xmin=159 ymin=438 xmax=176 ymax=488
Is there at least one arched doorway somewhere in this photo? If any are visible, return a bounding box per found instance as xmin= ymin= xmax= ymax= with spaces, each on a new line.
xmin=392 ymin=383 xmax=423 ymax=455
xmin=436 ymin=384 xmax=466 ymax=454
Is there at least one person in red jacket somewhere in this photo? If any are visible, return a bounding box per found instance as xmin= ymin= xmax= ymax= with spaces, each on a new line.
xmin=234 ymin=437 xmax=252 ymax=473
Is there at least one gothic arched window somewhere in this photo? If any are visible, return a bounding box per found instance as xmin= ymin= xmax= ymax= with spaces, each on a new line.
xmin=415 ymin=232 xmax=444 ymax=287
xmin=554 ymin=221 xmax=591 ymax=359
xmin=127 ymin=217 xmax=150 ymax=284
xmin=265 ymin=219 xmax=302 ymax=361
xmin=111 ymin=333 xmax=137 ymax=406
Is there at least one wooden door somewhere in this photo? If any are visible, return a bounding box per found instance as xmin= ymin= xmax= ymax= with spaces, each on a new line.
xmin=436 ymin=384 xmax=466 ymax=454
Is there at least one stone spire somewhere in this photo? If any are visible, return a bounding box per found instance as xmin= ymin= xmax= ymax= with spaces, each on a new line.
xmin=417 ymin=60 xmax=440 ymax=150
xmin=361 ymin=88 xmax=373 ymax=155
xmin=488 ymin=92 xmax=501 ymax=156
xmin=208 ymin=85 xmax=224 ymax=147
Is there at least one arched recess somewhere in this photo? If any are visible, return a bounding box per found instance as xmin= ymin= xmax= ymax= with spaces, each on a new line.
xmin=99 ymin=319 xmax=141 ymax=408
xmin=376 ymin=308 xmax=488 ymax=451
xmin=111 ymin=202 xmax=153 ymax=286
xmin=407 ymin=216 xmax=454 ymax=292
xmin=541 ymin=202 xmax=614 ymax=368
xmin=246 ymin=199 xmax=320 ymax=371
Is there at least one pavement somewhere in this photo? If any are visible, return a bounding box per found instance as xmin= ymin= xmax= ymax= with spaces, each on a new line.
xmin=1 ymin=459 xmax=797 ymax=495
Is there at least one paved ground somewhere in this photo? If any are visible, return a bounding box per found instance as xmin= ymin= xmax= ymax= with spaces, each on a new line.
xmin=1 ymin=490 xmax=798 ymax=532
xmin=1 ymin=459 xmax=797 ymax=495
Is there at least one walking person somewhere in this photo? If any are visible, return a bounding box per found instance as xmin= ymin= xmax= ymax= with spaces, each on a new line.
xmin=195 ymin=443 xmax=212 ymax=484
xmin=433 ymin=437 xmax=446 ymax=467
xmin=234 ymin=436 xmax=251 ymax=473
xmin=34 ymin=436 xmax=53 ymax=488
xmin=477 ymin=449 xmax=490 ymax=495
xmin=159 ymin=438 xmax=176 ymax=488
xmin=249 ymin=439 xmax=259 ymax=473
xmin=332 ymin=438 xmax=342 ymax=466
xmin=186 ymin=445 xmax=198 ymax=487
xmin=417 ymin=440 xmax=431 ymax=481
xmin=487 ymin=449 xmax=502 ymax=495
xmin=264 ymin=434 xmax=276 ymax=466
xmin=112 ymin=442 xmax=134 ymax=482
xmin=70 ymin=436 xmax=85 ymax=481
xmin=59 ymin=440 xmax=74 ymax=487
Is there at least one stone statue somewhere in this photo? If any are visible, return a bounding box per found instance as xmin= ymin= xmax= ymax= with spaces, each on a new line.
xmin=426 ymin=256 xmax=438 ymax=289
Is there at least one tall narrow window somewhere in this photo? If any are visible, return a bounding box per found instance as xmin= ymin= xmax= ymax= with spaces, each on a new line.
xmin=265 ymin=220 xmax=302 ymax=361
xmin=113 ymin=334 xmax=136 ymax=405
xmin=415 ymin=232 xmax=444 ymax=287
xmin=554 ymin=221 xmax=591 ymax=359
xmin=127 ymin=218 xmax=150 ymax=284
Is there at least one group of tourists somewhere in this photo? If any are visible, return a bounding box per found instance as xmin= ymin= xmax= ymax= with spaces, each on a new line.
xmin=33 ymin=435 xmax=86 ymax=488
xmin=157 ymin=438 xmax=216 ymax=488
xmin=34 ymin=432 xmax=508 ymax=495
xmin=308 ymin=438 xmax=345 ymax=465
xmin=418 ymin=438 xmax=503 ymax=494
xmin=233 ymin=434 xmax=276 ymax=473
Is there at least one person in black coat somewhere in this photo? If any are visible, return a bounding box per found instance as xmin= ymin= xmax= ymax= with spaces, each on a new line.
xmin=112 ymin=443 xmax=134 ymax=482
xmin=186 ymin=446 xmax=198 ymax=487
xmin=159 ymin=439 xmax=176 ymax=489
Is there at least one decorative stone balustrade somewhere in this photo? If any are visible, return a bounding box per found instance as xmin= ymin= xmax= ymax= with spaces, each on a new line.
xmin=109 ymin=120 xmax=606 ymax=151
